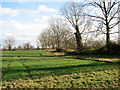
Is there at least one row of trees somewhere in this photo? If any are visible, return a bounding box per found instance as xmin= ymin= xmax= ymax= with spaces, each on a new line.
xmin=38 ymin=0 xmax=119 ymax=53
xmin=3 ymin=37 xmax=34 ymax=51
xmin=2 ymin=0 xmax=120 ymax=53
xmin=60 ymin=0 xmax=120 ymax=53
xmin=37 ymin=17 xmax=76 ymax=50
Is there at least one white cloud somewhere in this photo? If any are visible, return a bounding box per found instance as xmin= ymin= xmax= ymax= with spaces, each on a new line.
xmin=6 ymin=33 xmax=12 ymax=37
xmin=1 ymin=20 xmax=48 ymax=42
xmin=38 ymin=5 xmax=57 ymax=13
xmin=0 ymin=20 xmax=7 ymax=28
xmin=0 ymin=4 xmax=58 ymax=18
xmin=0 ymin=5 xmax=20 ymax=17
xmin=16 ymin=37 xmax=31 ymax=41
xmin=42 ymin=16 xmax=50 ymax=21
xmin=33 ymin=16 xmax=50 ymax=23
xmin=1 ymin=0 xmax=84 ymax=2
xmin=33 ymin=18 xmax=40 ymax=22
xmin=0 ymin=4 xmax=58 ymax=46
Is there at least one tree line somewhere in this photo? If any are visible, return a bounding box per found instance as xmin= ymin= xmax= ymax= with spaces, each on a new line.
xmin=2 ymin=0 xmax=120 ymax=53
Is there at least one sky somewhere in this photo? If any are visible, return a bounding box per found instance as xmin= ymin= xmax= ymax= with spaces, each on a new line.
xmin=0 ymin=1 xmax=68 ymax=48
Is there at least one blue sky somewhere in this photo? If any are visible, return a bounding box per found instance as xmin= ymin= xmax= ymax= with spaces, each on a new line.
xmin=0 ymin=1 xmax=67 ymax=47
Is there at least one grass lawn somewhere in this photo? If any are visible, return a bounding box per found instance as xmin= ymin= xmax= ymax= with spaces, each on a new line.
xmin=1 ymin=50 xmax=120 ymax=88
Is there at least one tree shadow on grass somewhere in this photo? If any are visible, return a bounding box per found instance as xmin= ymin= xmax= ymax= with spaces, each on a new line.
xmin=2 ymin=55 xmax=66 ymax=62
xmin=65 ymin=54 xmax=120 ymax=63
xmin=2 ymin=61 xmax=119 ymax=81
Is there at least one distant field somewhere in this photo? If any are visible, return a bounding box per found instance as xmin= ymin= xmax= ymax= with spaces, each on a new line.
xmin=1 ymin=50 xmax=119 ymax=88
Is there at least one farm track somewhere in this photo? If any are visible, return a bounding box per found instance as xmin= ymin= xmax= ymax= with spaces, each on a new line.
xmin=17 ymin=56 xmax=32 ymax=78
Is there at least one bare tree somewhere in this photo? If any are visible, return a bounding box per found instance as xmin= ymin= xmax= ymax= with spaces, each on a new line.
xmin=84 ymin=37 xmax=106 ymax=49
xmin=17 ymin=45 xmax=23 ymax=50
xmin=23 ymin=42 xmax=33 ymax=50
xmin=118 ymin=2 xmax=120 ymax=44
xmin=60 ymin=2 xmax=92 ymax=53
xmin=38 ymin=29 xmax=56 ymax=49
xmin=49 ymin=17 xmax=69 ymax=49
xmin=61 ymin=27 xmax=76 ymax=49
xmin=38 ymin=31 xmax=48 ymax=49
xmin=36 ymin=40 xmax=41 ymax=50
xmin=47 ymin=29 xmax=56 ymax=49
xmin=86 ymin=0 xmax=120 ymax=52
xmin=38 ymin=17 xmax=75 ymax=50
xmin=5 ymin=36 xmax=15 ymax=51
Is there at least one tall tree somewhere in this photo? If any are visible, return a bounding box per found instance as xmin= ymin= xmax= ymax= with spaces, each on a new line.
xmin=86 ymin=0 xmax=120 ymax=52
xmin=61 ymin=2 xmax=92 ymax=53
xmin=49 ymin=17 xmax=69 ymax=49
xmin=38 ymin=32 xmax=48 ymax=49
xmin=118 ymin=2 xmax=120 ymax=44
xmin=38 ymin=17 xmax=75 ymax=50
xmin=5 ymin=36 xmax=15 ymax=51
xmin=23 ymin=42 xmax=33 ymax=50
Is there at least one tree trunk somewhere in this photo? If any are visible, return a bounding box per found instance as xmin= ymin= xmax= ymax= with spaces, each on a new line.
xmin=37 ymin=46 xmax=39 ymax=50
xmin=74 ymin=26 xmax=82 ymax=53
xmin=48 ymin=45 xmax=50 ymax=49
xmin=106 ymin=23 xmax=110 ymax=53
xmin=42 ymin=46 xmax=44 ymax=49
xmin=8 ymin=44 xmax=11 ymax=51
xmin=57 ymin=40 xmax=60 ymax=48
xmin=52 ymin=45 xmax=54 ymax=49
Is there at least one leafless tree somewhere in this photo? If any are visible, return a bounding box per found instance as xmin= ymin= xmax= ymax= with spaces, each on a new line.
xmin=23 ymin=42 xmax=33 ymax=50
xmin=5 ymin=36 xmax=15 ymax=51
xmin=47 ymin=29 xmax=56 ymax=49
xmin=60 ymin=2 xmax=92 ymax=53
xmin=61 ymin=28 xmax=76 ymax=49
xmin=36 ymin=40 xmax=41 ymax=50
xmin=49 ymin=17 xmax=68 ymax=48
xmin=38 ymin=29 xmax=56 ymax=49
xmin=83 ymin=37 xmax=106 ymax=49
xmin=118 ymin=2 xmax=120 ymax=44
xmin=17 ymin=45 xmax=23 ymax=50
xmin=86 ymin=0 xmax=120 ymax=52
xmin=38 ymin=31 xmax=48 ymax=49
xmin=38 ymin=17 xmax=75 ymax=50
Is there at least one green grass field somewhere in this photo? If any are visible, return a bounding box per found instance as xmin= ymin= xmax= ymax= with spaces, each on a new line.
xmin=1 ymin=50 xmax=120 ymax=88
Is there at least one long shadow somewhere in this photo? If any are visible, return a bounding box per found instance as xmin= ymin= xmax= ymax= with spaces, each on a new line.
xmin=2 ymin=55 xmax=57 ymax=57
xmin=2 ymin=61 xmax=119 ymax=81
xmin=3 ymin=61 xmax=119 ymax=73
xmin=75 ymin=57 xmax=119 ymax=63
xmin=65 ymin=55 xmax=120 ymax=63
xmin=1 ymin=55 xmax=44 ymax=57
xmin=2 ymin=56 xmax=61 ymax=62
xmin=76 ymin=54 xmax=120 ymax=59
xmin=2 ymin=54 xmax=67 ymax=62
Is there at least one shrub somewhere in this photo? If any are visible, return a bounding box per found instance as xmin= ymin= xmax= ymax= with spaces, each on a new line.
xmin=108 ymin=42 xmax=120 ymax=55
xmin=55 ymin=48 xmax=68 ymax=53
xmin=94 ymin=42 xmax=120 ymax=55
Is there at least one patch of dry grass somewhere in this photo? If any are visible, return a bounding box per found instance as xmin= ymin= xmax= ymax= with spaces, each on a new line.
xmin=2 ymin=68 xmax=119 ymax=88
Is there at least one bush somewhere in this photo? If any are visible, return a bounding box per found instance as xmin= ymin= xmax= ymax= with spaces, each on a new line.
xmin=94 ymin=42 xmax=120 ymax=55
xmin=55 ymin=48 xmax=68 ymax=53
xmin=108 ymin=42 xmax=120 ymax=54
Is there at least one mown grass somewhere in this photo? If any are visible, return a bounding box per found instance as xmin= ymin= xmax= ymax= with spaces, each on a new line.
xmin=1 ymin=50 xmax=120 ymax=88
